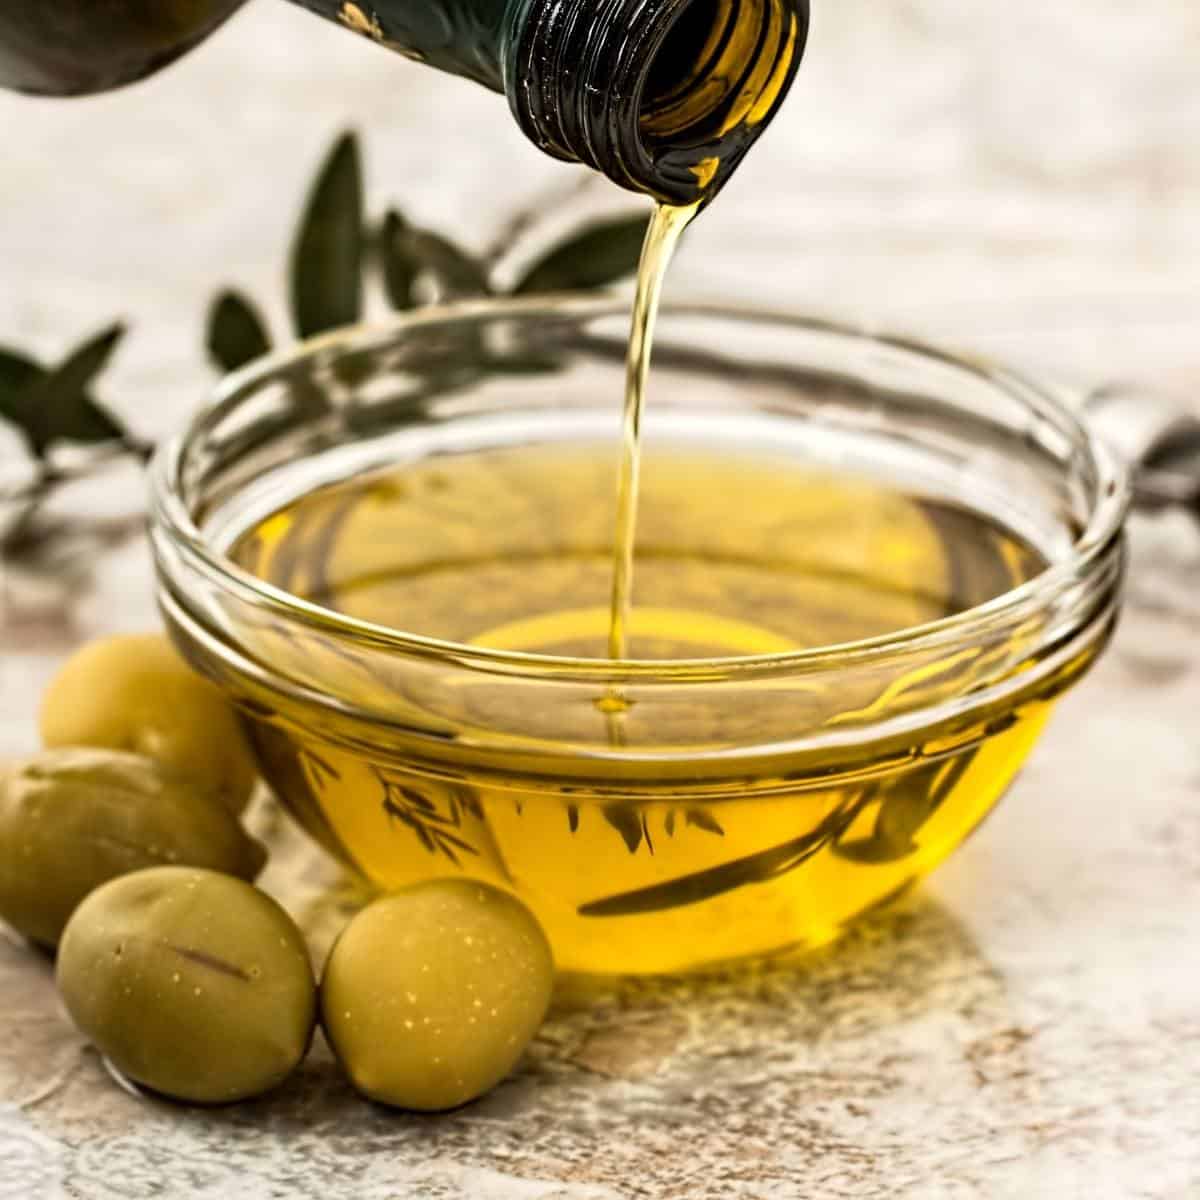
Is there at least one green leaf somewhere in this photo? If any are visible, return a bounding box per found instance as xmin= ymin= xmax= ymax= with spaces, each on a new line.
xmin=380 ymin=210 xmax=490 ymax=307
xmin=875 ymin=788 xmax=936 ymax=850
xmin=602 ymin=804 xmax=645 ymax=855
xmin=685 ymin=808 xmax=725 ymax=837
xmin=513 ymin=214 xmax=650 ymax=295
xmin=829 ymin=837 xmax=915 ymax=866
xmin=408 ymin=229 xmax=490 ymax=299
xmin=0 ymin=347 xmax=45 ymax=452
xmin=207 ymin=290 xmax=272 ymax=373
xmin=483 ymin=352 xmax=564 ymax=376
xmin=19 ymin=325 xmax=129 ymax=456
xmin=831 ymin=755 xmax=978 ymax=865
xmin=579 ymin=801 xmax=867 ymax=918
xmin=290 ymin=131 xmax=364 ymax=338
xmin=0 ymin=346 xmax=42 ymax=396
xmin=380 ymin=210 xmax=419 ymax=310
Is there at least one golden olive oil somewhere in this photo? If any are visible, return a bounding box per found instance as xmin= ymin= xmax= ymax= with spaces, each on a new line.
xmin=236 ymin=445 xmax=1046 ymax=658
xmin=228 ymin=442 xmax=1087 ymax=974
xmin=610 ymin=201 xmax=699 ymax=660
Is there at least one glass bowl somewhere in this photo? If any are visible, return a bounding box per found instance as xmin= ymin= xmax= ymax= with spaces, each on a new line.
xmin=149 ymin=300 xmax=1128 ymax=975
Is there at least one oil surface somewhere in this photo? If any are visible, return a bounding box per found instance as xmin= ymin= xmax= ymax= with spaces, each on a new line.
xmin=234 ymin=444 xmax=1043 ymax=659
xmin=228 ymin=443 xmax=1076 ymax=974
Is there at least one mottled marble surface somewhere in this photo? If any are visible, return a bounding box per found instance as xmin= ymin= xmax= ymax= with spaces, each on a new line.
xmin=3 ymin=2 xmax=1200 ymax=1197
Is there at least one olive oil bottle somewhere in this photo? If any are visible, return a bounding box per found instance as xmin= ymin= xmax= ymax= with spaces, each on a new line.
xmin=0 ymin=0 xmax=809 ymax=204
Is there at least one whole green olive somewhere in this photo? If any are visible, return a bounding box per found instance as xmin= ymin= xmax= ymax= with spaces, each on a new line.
xmin=57 ymin=867 xmax=315 ymax=1104
xmin=321 ymin=880 xmax=554 ymax=1111
xmin=0 ymin=748 xmax=266 ymax=948
xmin=40 ymin=633 xmax=257 ymax=814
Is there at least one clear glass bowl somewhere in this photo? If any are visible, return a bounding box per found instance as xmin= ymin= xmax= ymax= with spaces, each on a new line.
xmin=149 ymin=300 xmax=1128 ymax=975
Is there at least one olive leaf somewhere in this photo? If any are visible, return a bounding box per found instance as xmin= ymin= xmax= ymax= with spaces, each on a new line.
xmin=290 ymin=131 xmax=364 ymax=338
xmin=0 ymin=347 xmax=44 ymax=446
xmin=380 ymin=209 xmax=490 ymax=307
xmin=29 ymin=325 xmax=129 ymax=452
xmin=246 ymin=724 xmax=364 ymax=874
xmin=685 ymin=808 xmax=725 ymax=836
xmin=513 ymin=213 xmax=650 ymax=295
xmin=379 ymin=210 xmax=419 ymax=311
xmin=406 ymin=228 xmax=489 ymax=299
xmin=207 ymin=131 xmax=651 ymax=382
xmin=876 ymin=787 xmax=939 ymax=847
xmin=665 ymin=807 xmax=726 ymax=839
xmin=830 ymin=837 xmax=913 ymax=866
xmin=603 ymin=804 xmax=650 ymax=855
xmin=0 ymin=347 xmax=42 ymax=397
xmin=1 ymin=327 xmax=140 ymax=567
xmin=206 ymin=290 xmax=272 ymax=373
xmin=835 ymin=791 xmax=933 ymax=864
xmin=0 ymin=325 xmax=130 ymax=458
xmin=580 ymin=796 xmax=870 ymax=918
xmin=833 ymin=755 xmax=978 ymax=865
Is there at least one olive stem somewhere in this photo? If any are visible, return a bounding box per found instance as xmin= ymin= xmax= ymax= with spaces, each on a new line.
xmin=482 ymin=174 xmax=598 ymax=267
xmin=1 ymin=444 xmax=151 ymax=561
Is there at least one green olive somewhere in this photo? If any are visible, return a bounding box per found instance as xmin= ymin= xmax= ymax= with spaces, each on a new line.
xmin=321 ymin=880 xmax=554 ymax=1111
xmin=40 ymin=633 xmax=257 ymax=814
xmin=57 ymin=867 xmax=315 ymax=1104
xmin=0 ymin=748 xmax=266 ymax=948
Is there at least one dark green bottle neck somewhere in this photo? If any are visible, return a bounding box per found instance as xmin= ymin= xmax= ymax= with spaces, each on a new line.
xmin=290 ymin=0 xmax=512 ymax=90
xmin=0 ymin=0 xmax=808 ymax=204
xmin=300 ymin=0 xmax=809 ymax=205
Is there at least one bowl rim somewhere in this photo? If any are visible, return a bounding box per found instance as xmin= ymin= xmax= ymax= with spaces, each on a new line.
xmin=149 ymin=296 xmax=1130 ymax=686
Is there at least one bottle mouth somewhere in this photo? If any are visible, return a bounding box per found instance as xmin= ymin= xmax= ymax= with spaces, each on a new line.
xmin=507 ymin=0 xmax=809 ymax=204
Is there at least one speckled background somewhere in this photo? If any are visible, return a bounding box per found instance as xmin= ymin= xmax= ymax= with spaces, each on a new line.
xmin=2 ymin=3 xmax=1200 ymax=1197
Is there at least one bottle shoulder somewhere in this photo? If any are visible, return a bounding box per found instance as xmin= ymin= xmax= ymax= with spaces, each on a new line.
xmin=295 ymin=0 xmax=513 ymax=90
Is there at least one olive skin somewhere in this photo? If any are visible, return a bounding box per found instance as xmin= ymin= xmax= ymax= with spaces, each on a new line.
xmin=0 ymin=1 xmax=246 ymax=96
xmin=57 ymin=867 xmax=316 ymax=1104
xmin=0 ymin=749 xmax=266 ymax=949
xmin=40 ymin=633 xmax=257 ymax=815
xmin=321 ymin=880 xmax=554 ymax=1111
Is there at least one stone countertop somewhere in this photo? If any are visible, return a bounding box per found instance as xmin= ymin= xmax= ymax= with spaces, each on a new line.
xmin=2 ymin=3 xmax=1200 ymax=1197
